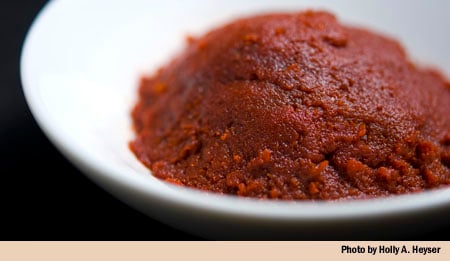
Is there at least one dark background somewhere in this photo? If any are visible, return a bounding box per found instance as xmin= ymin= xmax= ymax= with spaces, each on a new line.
xmin=1 ymin=0 xmax=198 ymax=240
xmin=0 ymin=0 xmax=448 ymax=240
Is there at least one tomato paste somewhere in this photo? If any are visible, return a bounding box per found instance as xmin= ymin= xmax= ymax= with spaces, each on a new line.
xmin=131 ymin=11 xmax=450 ymax=199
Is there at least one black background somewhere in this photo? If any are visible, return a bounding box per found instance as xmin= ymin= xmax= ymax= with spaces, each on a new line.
xmin=1 ymin=0 xmax=198 ymax=240
xmin=0 ymin=0 xmax=448 ymax=240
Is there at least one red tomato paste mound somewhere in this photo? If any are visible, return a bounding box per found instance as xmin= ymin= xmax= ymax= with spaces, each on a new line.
xmin=131 ymin=11 xmax=450 ymax=200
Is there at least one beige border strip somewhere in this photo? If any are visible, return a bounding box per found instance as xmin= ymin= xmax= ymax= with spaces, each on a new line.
xmin=0 ymin=241 xmax=448 ymax=261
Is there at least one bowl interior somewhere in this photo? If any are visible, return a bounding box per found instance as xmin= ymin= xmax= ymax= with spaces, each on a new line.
xmin=21 ymin=0 xmax=450 ymax=220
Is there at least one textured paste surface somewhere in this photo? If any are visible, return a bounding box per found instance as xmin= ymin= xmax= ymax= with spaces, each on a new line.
xmin=131 ymin=11 xmax=450 ymax=200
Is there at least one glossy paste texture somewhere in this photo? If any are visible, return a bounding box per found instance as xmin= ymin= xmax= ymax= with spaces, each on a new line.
xmin=131 ymin=11 xmax=450 ymax=200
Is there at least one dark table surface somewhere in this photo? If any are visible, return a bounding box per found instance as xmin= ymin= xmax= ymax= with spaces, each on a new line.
xmin=1 ymin=0 xmax=448 ymax=240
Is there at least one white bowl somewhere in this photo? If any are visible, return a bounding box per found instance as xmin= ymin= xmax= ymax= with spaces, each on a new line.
xmin=21 ymin=0 xmax=450 ymax=239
